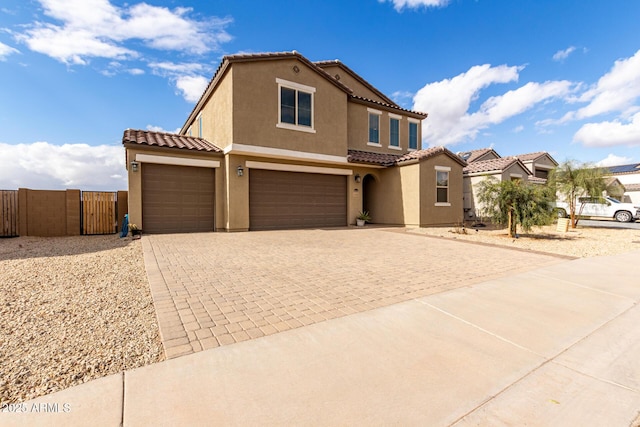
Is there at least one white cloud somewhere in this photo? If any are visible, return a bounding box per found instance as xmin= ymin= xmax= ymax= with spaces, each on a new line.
xmin=573 ymin=112 xmax=640 ymax=148
xmin=595 ymin=154 xmax=634 ymax=167
xmin=149 ymin=62 xmax=210 ymax=103
xmin=0 ymin=41 xmax=19 ymax=60
xmin=413 ymin=64 xmax=571 ymax=146
xmin=553 ymin=46 xmax=576 ymax=61
xmin=15 ymin=0 xmax=232 ymax=65
xmin=574 ymin=49 xmax=640 ymax=120
xmin=146 ymin=125 xmax=180 ymax=134
xmin=513 ymin=125 xmax=524 ymax=133
xmin=0 ymin=142 xmax=126 ymax=191
xmin=382 ymin=0 xmax=450 ymax=11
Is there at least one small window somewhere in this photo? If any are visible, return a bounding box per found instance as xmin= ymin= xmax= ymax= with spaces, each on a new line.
xmin=369 ymin=113 xmax=380 ymax=144
xmin=389 ymin=118 xmax=399 ymax=147
xmin=409 ymin=121 xmax=418 ymax=150
xmin=436 ymin=170 xmax=449 ymax=204
xmin=187 ymin=126 xmax=192 ymax=137
xmin=197 ymin=114 xmax=203 ymax=137
xmin=277 ymin=78 xmax=315 ymax=133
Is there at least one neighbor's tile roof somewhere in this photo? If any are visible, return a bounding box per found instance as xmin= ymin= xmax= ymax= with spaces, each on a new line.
xmin=607 ymin=163 xmax=640 ymax=175
xmin=625 ymin=183 xmax=640 ymax=191
xmin=512 ymin=151 xmax=554 ymax=162
xmin=457 ymin=148 xmax=500 ymax=163
xmin=122 ymin=129 xmax=222 ymax=152
xmin=396 ymin=146 xmax=467 ymax=166
xmin=463 ymin=157 xmax=522 ymax=174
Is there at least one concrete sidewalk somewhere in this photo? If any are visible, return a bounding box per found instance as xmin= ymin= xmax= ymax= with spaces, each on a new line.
xmin=3 ymin=250 xmax=640 ymax=426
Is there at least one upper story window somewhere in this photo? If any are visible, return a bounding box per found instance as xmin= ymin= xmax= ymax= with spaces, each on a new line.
xmin=196 ymin=113 xmax=203 ymax=137
xmin=436 ymin=166 xmax=450 ymax=206
xmin=368 ymin=108 xmax=382 ymax=146
xmin=408 ymin=120 xmax=419 ymax=150
xmin=276 ymin=78 xmax=316 ymax=133
xmin=389 ymin=114 xmax=401 ymax=149
xmin=187 ymin=126 xmax=192 ymax=137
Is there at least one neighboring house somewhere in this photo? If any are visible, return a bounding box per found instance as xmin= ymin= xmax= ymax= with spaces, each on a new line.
xmin=605 ymin=163 xmax=640 ymax=204
xmin=604 ymin=177 xmax=626 ymax=201
xmin=122 ymin=51 xmax=466 ymax=233
xmin=512 ymin=151 xmax=558 ymax=180
xmin=462 ymin=157 xmax=533 ymax=220
xmin=458 ymin=148 xmax=501 ymax=163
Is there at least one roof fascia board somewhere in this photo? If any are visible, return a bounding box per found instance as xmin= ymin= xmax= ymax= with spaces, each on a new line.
xmin=316 ymin=61 xmax=398 ymax=107
xmin=349 ymin=96 xmax=427 ymax=119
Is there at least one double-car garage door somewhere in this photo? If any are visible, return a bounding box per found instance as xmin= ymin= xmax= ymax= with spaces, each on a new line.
xmin=142 ymin=163 xmax=215 ymax=234
xmin=249 ymin=169 xmax=347 ymax=230
xmin=142 ymin=164 xmax=347 ymax=233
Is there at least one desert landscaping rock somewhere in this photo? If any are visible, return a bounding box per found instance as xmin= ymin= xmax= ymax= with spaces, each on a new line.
xmin=0 ymin=235 xmax=163 ymax=404
xmin=410 ymin=222 xmax=640 ymax=258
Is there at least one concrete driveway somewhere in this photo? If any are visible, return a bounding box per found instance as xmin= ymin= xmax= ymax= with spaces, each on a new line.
xmin=141 ymin=227 xmax=568 ymax=358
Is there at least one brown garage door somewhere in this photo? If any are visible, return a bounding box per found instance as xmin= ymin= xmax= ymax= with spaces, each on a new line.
xmin=142 ymin=163 xmax=214 ymax=234
xmin=249 ymin=169 xmax=347 ymax=230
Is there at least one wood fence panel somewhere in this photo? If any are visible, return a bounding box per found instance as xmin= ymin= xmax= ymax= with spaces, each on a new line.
xmin=1 ymin=190 xmax=19 ymax=237
xmin=82 ymin=192 xmax=117 ymax=235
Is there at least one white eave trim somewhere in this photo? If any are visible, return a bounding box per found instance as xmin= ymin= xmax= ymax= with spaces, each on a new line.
xmin=224 ymin=143 xmax=348 ymax=165
xmin=246 ymin=161 xmax=353 ymax=176
xmin=135 ymin=154 xmax=220 ymax=168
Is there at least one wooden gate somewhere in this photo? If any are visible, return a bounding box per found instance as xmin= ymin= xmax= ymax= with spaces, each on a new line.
xmin=1 ymin=190 xmax=19 ymax=237
xmin=82 ymin=192 xmax=117 ymax=235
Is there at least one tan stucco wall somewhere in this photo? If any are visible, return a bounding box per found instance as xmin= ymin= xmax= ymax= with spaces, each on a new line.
xmin=317 ymin=64 xmax=388 ymax=103
xmin=419 ymin=156 xmax=464 ymax=226
xmin=202 ymin=67 xmax=234 ymax=149
xmin=363 ymin=164 xmax=419 ymax=226
xmin=124 ymin=146 xmax=224 ymax=231
xmin=227 ymin=59 xmax=348 ymax=157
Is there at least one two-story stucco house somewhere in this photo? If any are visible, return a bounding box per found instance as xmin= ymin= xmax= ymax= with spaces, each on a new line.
xmin=122 ymin=51 xmax=466 ymax=233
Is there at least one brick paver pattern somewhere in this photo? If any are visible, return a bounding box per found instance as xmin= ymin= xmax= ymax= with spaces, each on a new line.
xmin=142 ymin=228 xmax=565 ymax=358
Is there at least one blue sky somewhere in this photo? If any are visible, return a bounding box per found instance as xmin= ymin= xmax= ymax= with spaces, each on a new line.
xmin=1 ymin=0 xmax=640 ymax=190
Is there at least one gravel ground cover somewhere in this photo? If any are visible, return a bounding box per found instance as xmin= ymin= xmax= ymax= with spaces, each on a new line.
xmin=409 ymin=222 xmax=640 ymax=258
xmin=0 ymin=235 xmax=163 ymax=404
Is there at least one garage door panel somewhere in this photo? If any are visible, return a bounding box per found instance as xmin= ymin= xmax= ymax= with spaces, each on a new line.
xmin=142 ymin=163 xmax=214 ymax=234
xmin=249 ymin=169 xmax=346 ymax=230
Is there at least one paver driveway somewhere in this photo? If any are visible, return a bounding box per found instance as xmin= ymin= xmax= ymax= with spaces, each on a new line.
xmin=142 ymin=227 xmax=566 ymax=358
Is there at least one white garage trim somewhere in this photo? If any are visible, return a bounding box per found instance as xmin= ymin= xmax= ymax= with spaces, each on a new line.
xmin=246 ymin=161 xmax=353 ymax=176
xmin=135 ymin=154 xmax=220 ymax=168
xmin=224 ymin=143 xmax=348 ymax=165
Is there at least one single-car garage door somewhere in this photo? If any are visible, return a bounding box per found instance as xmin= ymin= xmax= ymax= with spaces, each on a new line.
xmin=249 ymin=169 xmax=347 ymax=230
xmin=142 ymin=163 xmax=215 ymax=233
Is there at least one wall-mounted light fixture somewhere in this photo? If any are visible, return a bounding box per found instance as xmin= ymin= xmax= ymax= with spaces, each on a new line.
xmin=131 ymin=161 xmax=139 ymax=172
xmin=237 ymin=165 xmax=244 ymax=177
xmin=354 ymin=174 xmax=361 ymax=183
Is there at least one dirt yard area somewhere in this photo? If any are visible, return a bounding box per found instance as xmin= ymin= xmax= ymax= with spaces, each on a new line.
xmin=0 ymin=235 xmax=163 ymax=404
xmin=409 ymin=222 xmax=640 ymax=258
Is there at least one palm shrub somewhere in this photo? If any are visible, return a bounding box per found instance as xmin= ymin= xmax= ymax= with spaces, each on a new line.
xmin=477 ymin=177 xmax=555 ymax=237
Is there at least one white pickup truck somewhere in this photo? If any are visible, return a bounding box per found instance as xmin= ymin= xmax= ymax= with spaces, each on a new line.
xmin=555 ymin=196 xmax=640 ymax=222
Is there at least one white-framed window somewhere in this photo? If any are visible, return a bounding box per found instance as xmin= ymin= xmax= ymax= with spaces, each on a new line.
xmin=408 ymin=119 xmax=419 ymax=150
xmin=187 ymin=126 xmax=192 ymax=137
xmin=389 ymin=114 xmax=401 ymax=149
xmin=435 ymin=166 xmax=450 ymax=206
xmin=368 ymin=108 xmax=382 ymax=146
xmin=196 ymin=113 xmax=203 ymax=138
xmin=276 ymin=78 xmax=316 ymax=133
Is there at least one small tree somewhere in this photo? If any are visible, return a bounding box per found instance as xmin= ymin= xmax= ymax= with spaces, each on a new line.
xmin=548 ymin=160 xmax=606 ymax=228
xmin=477 ymin=177 xmax=555 ymax=237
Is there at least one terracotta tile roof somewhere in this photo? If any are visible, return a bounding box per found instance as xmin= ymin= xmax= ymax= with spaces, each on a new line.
xmin=122 ymin=129 xmax=222 ymax=152
xmin=625 ymin=183 xmax=640 ymax=191
xmin=349 ymin=95 xmax=427 ymax=118
xmin=347 ymin=150 xmax=401 ymax=166
xmin=607 ymin=163 xmax=640 ymax=175
xmin=348 ymin=146 xmax=466 ymax=167
xmin=458 ymin=148 xmax=500 ymax=163
xmin=463 ymin=157 xmax=522 ymax=174
xmin=396 ymin=146 xmax=467 ymax=166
